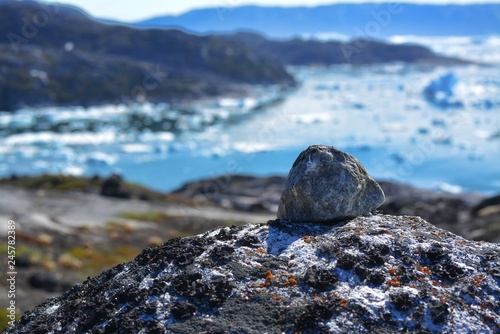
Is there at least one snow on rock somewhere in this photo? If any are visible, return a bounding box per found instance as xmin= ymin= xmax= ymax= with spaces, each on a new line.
xmin=6 ymin=215 xmax=499 ymax=333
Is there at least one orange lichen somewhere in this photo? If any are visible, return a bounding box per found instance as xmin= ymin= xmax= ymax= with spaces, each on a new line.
xmin=302 ymin=236 xmax=313 ymax=243
xmin=472 ymin=275 xmax=485 ymax=287
xmin=258 ymin=270 xmax=275 ymax=287
xmin=266 ymin=270 xmax=273 ymax=280
xmin=413 ymin=249 xmax=420 ymax=254
xmin=389 ymin=268 xmax=397 ymax=276
xmin=418 ymin=265 xmax=432 ymax=276
xmin=387 ymin=277 xmax=401 ymax=287
xmin=340 ymin=298 xmax=348 ymax=309
xmin=255 ymin=249 xmax=267 ymax=254
xmin=280 ymin=276 xmax=297 ymax=287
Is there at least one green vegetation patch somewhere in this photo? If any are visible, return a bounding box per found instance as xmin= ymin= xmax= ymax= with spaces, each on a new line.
xmin=0 ymin=308 xmax=20 ymax=332
xmin=118 ymin=211 xmax=169 ymax=223
xmin=65 ymin=246 xmax=140 ymax=276
xmin=0 ymin=174 xmax=169 ymax=201
xmin=0 ymin=174 xmax=100 ymax=192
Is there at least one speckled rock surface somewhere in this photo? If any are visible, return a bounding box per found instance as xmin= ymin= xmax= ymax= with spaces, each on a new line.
xmin=5 ymin=215 xmax=500 ymax=334
xmin=278 ymin=145 xmax=385 ymax=222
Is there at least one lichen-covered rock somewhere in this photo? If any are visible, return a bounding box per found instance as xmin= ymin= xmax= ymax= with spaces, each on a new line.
xmin=278 ymin=145 xmax=385 ymax=222
xmin=5 ymin=215 xmax=499 ymax=334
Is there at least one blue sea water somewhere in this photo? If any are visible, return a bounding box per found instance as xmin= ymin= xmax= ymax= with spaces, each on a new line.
xmin=0 ymin=36 xmax=499 ymax=194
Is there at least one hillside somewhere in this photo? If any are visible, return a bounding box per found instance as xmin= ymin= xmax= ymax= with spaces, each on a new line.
xmin=222 ymin=32 xmax=467 ymax=66
xmin=136 ymin=3 xmax=500 ymax=38
xmin=0 ymin=0 xmax=294 ymax=111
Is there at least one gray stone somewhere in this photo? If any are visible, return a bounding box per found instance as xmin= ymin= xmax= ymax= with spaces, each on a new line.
xmin=277 ymin=145 xmax=385 ymax=222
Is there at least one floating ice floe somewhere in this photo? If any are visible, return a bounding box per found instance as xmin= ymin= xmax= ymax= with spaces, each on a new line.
xmin=232 ymin=142 xmax=274 ymax=154
xmin=4 ymin=131 xmax=116 ymax=146
xmin=86 ymin=152 xmax=118 ymax=166
xmin=467 ymin=152 xmax=485 ymax=161
xmin=381 ymin=123 xmax=407 ymax=132
xmin=431 ymin=118 xmax=447 ymax=128
xmin=217 ymin=97 xmax=258 ymax=110
xmin=417 ymin=127 xmax=430 ymax=135
xmin=292 ymin=113 xmax=332 ymax=124
xmin=423 ymin=72 xmax=464 ymax=109
xmin=60 ymin=165 xmax=85 ymax=176
xmin=120 ymin=144 xmax=154 ymax=154
xmin=432 ymin=135 xmax=452 ymax=145
xmin=139 ymin=131 xmax=175 ymax=142
xmin=52 ymin=148 xmax=76 ymax=162
xmin=474 ymin=129 xmax=492 ymax=139
xmin=315 ymin=84 xmax=340 ymax=91
xmin=435 ymin=182 xmax=462 ymax=194
xmin=9 ymin=113 xmax=36 ymax=128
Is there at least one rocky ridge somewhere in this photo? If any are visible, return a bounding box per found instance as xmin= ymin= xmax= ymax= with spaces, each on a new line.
xmin=4 ymin=215 xmax=500 ymax=333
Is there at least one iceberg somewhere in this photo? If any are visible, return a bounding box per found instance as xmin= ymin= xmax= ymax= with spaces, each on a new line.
xmin=120 ymin=144 xmax=154 ymax=154
xmin=423 ymin=72 xmax=464 ymax=109
xmin=86 ymin=152 xmax=117 ymax=166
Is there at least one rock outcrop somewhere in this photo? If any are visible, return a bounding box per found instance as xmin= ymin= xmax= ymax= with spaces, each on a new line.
xmin=278 ymin=145 xmax=385 ymax=222
xmin=5 ymin=215 xmax=499 ymax=333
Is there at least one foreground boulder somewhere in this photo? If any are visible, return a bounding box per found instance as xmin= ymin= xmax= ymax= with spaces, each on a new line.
xmin=278 ymin=145 xmax=385 ymax=222
xmin=5 ymin=215 xmax=499 ymax=333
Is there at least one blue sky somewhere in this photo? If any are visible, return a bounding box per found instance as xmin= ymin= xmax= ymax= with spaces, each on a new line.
xmin=44 ymin=0 xmax=500 ymax=22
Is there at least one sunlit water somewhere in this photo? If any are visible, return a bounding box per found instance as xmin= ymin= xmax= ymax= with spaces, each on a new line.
xmin=1 ymin=36 xmax=499 ymax=194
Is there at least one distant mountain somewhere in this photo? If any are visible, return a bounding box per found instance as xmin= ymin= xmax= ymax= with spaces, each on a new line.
xmin=136 ymin=3 xmax=500 ymax=38
xmin=222 ymin=32 xmax=467 ymax=66
xmin=0 ymin=1 xmax=471 ymax=111
xmin=0 ymin=0 xmax=293 ymax=111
